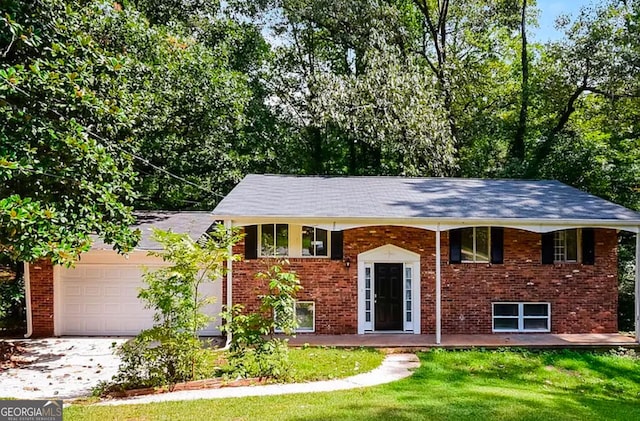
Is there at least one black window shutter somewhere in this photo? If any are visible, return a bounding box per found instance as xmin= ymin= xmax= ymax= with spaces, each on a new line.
xmin=541 ymin=232 xmax=554 ymax=264
xmin=582 ymin=228 xmax=595 ymax=265
xmin=449 ymin=229 xmax=462 ymax=264
xmin=244 ymin=225 xmax=258 ymax=260
xmin=330 ymin=231 xmax=344 ymax=260
xmin=490 ymin=227 xmax=504 ymax=264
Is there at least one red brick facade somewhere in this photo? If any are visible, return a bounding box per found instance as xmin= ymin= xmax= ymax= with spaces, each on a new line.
xmin=28 ymin=259 xmax=55 ymax=337
xmin=231 ymin=226 xmax=618 ymax=335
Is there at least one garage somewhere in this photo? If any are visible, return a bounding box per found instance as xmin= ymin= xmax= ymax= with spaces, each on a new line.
xmin=54 ymin=251 xmax=222 ymax=336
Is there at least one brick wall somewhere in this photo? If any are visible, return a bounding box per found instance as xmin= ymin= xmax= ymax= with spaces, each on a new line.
xmin=231 ymin=226 xmax=618 ymax=335
xmin=28 ymin=260 xmax=55 ymax=337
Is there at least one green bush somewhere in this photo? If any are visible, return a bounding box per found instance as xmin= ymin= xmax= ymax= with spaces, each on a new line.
xmin=98 ymin=226 xmax=240 ymax=394
xmin=107 ymin=328 xmax=209 ymax=390
xmin=224 ymin=338 xmax=291 ymax=380
xmin=0 ymin=276 xmax=24 ymax=322
xmin=219 ymin=261 xmax=301 ymax=381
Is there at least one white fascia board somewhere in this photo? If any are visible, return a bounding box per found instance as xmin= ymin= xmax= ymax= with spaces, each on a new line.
xmin=214 ymin=215 xmax=640 ymax=233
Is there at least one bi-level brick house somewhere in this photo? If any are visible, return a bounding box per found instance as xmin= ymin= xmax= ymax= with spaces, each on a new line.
xmin=212 ymin=175 xmax=640 ymax=343
xmin=24 ymin=174 xmax=640 ymax=343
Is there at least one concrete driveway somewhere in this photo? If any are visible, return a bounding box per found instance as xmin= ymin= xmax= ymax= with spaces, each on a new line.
xmin=0 ymin=337 xmax=127 ymax=400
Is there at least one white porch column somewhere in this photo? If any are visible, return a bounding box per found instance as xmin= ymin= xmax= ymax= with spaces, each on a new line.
xmin=436 ymin=226 xmax=442 ymax=345
xmin=636 ymin=232 xmax=640 ymax=343
xmin=225 ymin=220 xmax=234 ymax=347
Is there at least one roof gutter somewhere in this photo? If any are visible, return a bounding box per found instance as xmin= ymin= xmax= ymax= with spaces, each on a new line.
xmin=211 ymin=215 xmax=640 ymax=233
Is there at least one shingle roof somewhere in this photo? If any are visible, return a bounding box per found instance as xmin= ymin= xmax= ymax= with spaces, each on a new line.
xmin=212 ymin=174 xmax=640 ymax=222
xmin=91 ymin=211 xmax=215 ymax=250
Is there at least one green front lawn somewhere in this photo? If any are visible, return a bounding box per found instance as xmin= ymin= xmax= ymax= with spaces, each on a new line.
xmin=67 ymin=349 xmax=640 ymax=421
xmin=286 ymin=347 xmax=384 ymax=382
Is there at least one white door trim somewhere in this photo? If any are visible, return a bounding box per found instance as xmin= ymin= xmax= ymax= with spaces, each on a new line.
xmin=357 ymin=244 xmax=421 ymax=335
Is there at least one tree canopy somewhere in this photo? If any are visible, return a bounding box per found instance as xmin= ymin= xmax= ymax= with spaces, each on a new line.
xmin=1 ymin=0 xmax=639 ymax=268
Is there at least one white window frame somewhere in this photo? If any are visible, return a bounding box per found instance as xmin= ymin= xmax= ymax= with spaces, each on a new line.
xmin=258 ymin=224 xmax=290 ymax=257
xmin=461 ymin=227 xmax=491 ymax=263
xmin=274 ymin=301 xmax=315 ymax=333
xmin=301 ymin=226 xmax=330 ymax=257
xmin=553 ymin=229 xmax=581 ymax=263
xmin=492 ymin=302 xmax=551 ymax=333
xmin=257 ymin=224 xmax=332 ymax=258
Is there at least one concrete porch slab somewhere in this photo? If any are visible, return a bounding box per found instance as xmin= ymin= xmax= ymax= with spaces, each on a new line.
xmin=286 ymin=333 xmax=638 ymax=349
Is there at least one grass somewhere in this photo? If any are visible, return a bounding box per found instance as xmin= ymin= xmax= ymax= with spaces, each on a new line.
xmin=287 ymin=346 xmax=384 ymax=382
xmin=207 ymin=346 xmax=384 ymax=383
xmin=66 ymin=348 xmax=640 ymax=421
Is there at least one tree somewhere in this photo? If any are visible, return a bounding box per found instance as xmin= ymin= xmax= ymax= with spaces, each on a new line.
xmin=527 ymin=0 xmax=640 ymax=177
xmin=105 ymin=226 xmax=242 ymax=390
xmin=1 ymin=0 xmax=140 ymax=264
xmin=315 ymin=37 xmax=455 ymax=176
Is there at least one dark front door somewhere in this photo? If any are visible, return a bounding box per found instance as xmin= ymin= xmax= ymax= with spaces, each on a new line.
xmin=374 ymin=263 xmax=403 ymax=331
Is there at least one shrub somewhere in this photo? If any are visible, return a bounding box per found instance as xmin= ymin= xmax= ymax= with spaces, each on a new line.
xmin=219 ymin=261 xmax=301 ymax=381
xmin=100 ymin=226 xmax=241 ymax=393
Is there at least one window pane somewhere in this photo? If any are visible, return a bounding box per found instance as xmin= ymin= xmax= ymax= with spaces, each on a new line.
xmin=276 ymin=224 xmax=288 ymax=256
xmin=524 ymin=304 xmax=548 ymax=317
xmin=554 ymin=231 xmax=565 ymax=262
xmin=315 ymin=228 xmax=328 ymax=256
xmin=461 ymin=228 xmax=475 ymax=261
xmin=494 ymin=318 xmax=518 ymax=330
xmin=302 ymin=226 xmax=313 ymax=256
xmin=296 ymin=302 xmax=314 ymax=331
xmin=261 ymin=224 xmax=275 ymax=256
xmin=524 ymin=318 xmax=548 ymax=331
xmin=406 ymin=312 xmax=412 ymax=322
xmin=366 ymin=311 xmax=371 ymax=322
xmin=565 ymin=229 xmax=578 ymax=261
xmin=475 ymin=227 xmax=489 ymax=261
xmin=494 ymin=304 xmax=518 ymax=317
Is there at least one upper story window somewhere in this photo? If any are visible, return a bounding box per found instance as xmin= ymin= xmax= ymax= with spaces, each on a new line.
xmin=253 ymin=224 xmax=332 ymax=258
xmin=260 ymin=224 xmax=289 ymax=257
xmin=554 ymin=229 xmax=578 ymax=262
xmin=302 ymin=226 xmax=328 ymax=256
xmin=461 ymin=227 xmax=490 ymax=262
xmin=450 ymin=227 xmax=503 ymax=264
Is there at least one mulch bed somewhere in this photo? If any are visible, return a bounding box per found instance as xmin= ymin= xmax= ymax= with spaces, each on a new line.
xmin=105 ymin=377 xmax=267 ymax=398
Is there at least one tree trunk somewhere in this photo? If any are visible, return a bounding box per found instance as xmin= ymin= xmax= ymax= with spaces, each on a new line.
xmin=309 ymin=126 xmax=324 ymax=174
xmin=512 ymin=0 xmax=528 ymax=163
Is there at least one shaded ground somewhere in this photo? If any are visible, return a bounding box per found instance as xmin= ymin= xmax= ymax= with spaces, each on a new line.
xmin=1 ymin=341 xmax=29 ymax=369
xmin=0 ymin=338 xmax=127 ymax=399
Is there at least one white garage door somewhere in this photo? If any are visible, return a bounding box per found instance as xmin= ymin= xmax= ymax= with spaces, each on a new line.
xmin=56 ymin=252 xmax=222 ymax=336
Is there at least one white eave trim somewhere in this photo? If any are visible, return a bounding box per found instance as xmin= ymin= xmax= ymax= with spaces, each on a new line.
xmin=211 ymin=215 xmax=640 ymax=233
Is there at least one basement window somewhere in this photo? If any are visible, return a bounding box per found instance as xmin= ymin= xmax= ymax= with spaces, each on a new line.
xmin=275 ymin=301 xmax=315 ymax=333
xmin=493 ymin=302 xmax=550 ymax=332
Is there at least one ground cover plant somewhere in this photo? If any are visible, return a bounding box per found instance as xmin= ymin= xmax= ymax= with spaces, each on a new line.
xmin=68 ymin=348 xmax=640 ymax=421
